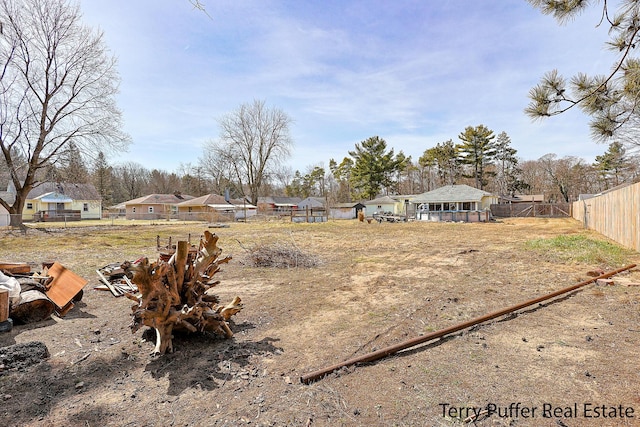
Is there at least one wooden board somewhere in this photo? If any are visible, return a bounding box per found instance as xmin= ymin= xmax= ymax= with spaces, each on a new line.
xmin=0 ymin=289 xmax=8 ymax=322
xmin=0 ymin=262 xmax=31 ymax=274
xmin=45 ymin=262 xmax=88 ymax=310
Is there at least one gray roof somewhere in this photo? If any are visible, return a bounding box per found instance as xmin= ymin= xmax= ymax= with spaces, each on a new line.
xmin=298 ymin=197 xmax=326 ymax=207
xmin=125 ymin=193 xmax=195 ymax=205
xmin=330 ymin=202 xmax=365 ymax=208
xmin=27 ymin=182 xmax=101 ymax=200
xmin=364 ymin=195 xmax=397 ymax=205
xmin=0 ymin=190 xmax=15 ymax=205
xmin=413 ymin=185 xmax=494 ymax=203
xmin=177 ymin=193 xmax=228 ymax=206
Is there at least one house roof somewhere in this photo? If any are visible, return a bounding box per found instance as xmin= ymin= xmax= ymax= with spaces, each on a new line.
xmin=228 ymin=198 xmax=256 ymax=208
xmin=330 ymin=202 xmax=365 ymax=208
xmin=177 ymin=194 xmax=228 ymax=206
xmin=124 ymin=193 xmax=195 ymax=205
xmin=413 ymin=185 xmax=495 ymax=203
xmin=34 ymin=192 xmax=73 ymax=203
xmin=258 ymin=196 xmax=302 ymax=206
xmin=0 ymin=190 xmax=15 ymax=205
xmin=299 ymin=197 xmax=326 ymax=207
xmin=27 ymin=182 xmax=101 ymax=200
xmin=364 ymin=195 xmax=398 ymax=205
xmin=176 ymin=194 xmax=257 ymax=210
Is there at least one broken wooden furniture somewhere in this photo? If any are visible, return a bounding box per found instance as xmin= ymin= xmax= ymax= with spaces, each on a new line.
xmin=123 ymin=231 xmax=243 ymax=355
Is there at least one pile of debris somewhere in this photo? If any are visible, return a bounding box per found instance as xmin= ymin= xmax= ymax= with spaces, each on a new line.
xmin=120 ymin=230 xmax=243 ymax=355
xmin=0 ymin=261 xmax=87 ymax=330
xmin=95 ymin=263 xmax=138 ymax=297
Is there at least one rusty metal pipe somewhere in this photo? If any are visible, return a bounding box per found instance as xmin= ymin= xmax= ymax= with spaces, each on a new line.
xmin=300 ymin=264 xmax=636 ymax=384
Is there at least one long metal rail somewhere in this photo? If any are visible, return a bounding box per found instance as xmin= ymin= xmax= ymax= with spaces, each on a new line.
xmin=300 ymin=264 xmax=636 ymax=384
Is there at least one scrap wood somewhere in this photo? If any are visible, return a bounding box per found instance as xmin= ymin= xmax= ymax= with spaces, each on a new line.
xmin=96 ymin=269 xmax=124 ymax=297
xmin=96 ymin=263 xmax=139 ymax=297
xmin=0 ymin=262 xmax=31 ymax=275
xmin=44 ymin=262 xmax=88 ymax=315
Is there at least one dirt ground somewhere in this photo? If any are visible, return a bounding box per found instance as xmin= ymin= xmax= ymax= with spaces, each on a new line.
xmin=0 ymin=217 xmax=639 ymax=427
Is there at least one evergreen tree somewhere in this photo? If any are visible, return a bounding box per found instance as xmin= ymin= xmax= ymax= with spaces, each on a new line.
xmin=422 ymin=140 xmax=460 ymax=187
xmin=329 ymin=157 xmax=354 ymax=202
xmin=92 ymin=151 xmax=113 ymax=207
xmin=59 ymin=141 xmax=90 ymax=183
xmin=348 ymin=136 xmax=402 ymax=200
xmin=457 ymin=125 xmax=496 ymax=189
xmin=285 ymin=170 xmax=306 ymax=197
xmin=494 ymin=131 xmax=524 ymax=195
xmin=593 ymin=141 xmax=634 ymax=189
xmin=526 ymin=1 xmax=640 ymax=145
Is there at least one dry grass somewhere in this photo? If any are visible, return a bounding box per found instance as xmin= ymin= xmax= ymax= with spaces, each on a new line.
xmin=0 ymin=217 xmax=639 ymax=427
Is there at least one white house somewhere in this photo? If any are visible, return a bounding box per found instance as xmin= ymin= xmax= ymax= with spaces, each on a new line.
xmin=412 ymin=184 xmax=498 ymax=222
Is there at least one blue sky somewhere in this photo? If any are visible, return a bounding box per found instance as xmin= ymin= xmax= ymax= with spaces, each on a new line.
xmin=78 ymin=0 xmax=614 ymax=173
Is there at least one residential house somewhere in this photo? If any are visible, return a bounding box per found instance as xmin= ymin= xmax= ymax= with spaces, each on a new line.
xmin=124 ymin=193 xmax=195 ymax=220
xmin=0 ymin=204 xmax=8 ymax=227
xmin=257 ymin=196 xmax=301 ymax=214
xmin=298 ymin=196 xmax=326 ymax=210
xmin=412 ymin=184 xmax=498 ymax=222
xmin=176 ymin=194 xmax=257 ymax=221
xmin=18 ymin=182 xmax=102 ymax=221
xmin=0 ymin=186 xmax=12 ymax=226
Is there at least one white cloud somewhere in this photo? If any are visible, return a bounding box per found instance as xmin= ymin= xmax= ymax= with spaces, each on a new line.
xmin=78 ymin=0 xmax=619 ymax=172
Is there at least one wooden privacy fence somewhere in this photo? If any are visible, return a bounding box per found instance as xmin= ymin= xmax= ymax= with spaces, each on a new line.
xmin=490 ymin=203 xmax=571 ymax=218
xmin=572 ymin=181 xmax=640 ymax=252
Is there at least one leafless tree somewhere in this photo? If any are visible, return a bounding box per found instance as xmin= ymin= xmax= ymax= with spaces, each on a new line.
xmin=203 ymin=100 xmax=293 ymax=205
xmin=0 ymin=0 xmax=129 ymax=225
xmin=115 ymin=162 xmax=149 ymax=201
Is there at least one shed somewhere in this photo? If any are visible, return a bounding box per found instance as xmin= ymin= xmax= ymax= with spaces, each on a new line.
xmin=329 ymin=202 xmax=366 ymax=219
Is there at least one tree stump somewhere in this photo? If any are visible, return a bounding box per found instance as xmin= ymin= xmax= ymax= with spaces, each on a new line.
xmin=124 ymin=231 xmax=242 ymax=355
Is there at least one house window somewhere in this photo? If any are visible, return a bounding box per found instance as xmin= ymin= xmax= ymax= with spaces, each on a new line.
xmin=462 ymin=202 xmax=472 ymax=211
xmin=26 ymin=202 xmax=33 ymax=210
xmin=148 ymin=206 xmax=154 ymax=213
xmin=83 ymin=203 xmax=89 ymax=212
xmin=429 ymin=203 xmax=442 ymax=211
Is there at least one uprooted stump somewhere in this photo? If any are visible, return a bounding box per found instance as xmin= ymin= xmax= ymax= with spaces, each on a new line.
xmin=123 ymin=231 xmax=242 ymax=355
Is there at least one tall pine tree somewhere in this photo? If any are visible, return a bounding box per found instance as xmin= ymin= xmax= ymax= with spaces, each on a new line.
xmin=349 ymin=136 xmax=402 ymax=200
xmin=457 ymin=125 xmax=496 ymax=190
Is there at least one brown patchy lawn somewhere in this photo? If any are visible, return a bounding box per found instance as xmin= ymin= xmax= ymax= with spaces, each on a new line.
xmin=0 ymin=217 xmax=639 ymax=427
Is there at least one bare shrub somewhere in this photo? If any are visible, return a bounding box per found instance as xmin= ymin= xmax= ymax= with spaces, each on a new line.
xmin=242 ymin=242 xmax=318 ymax=268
